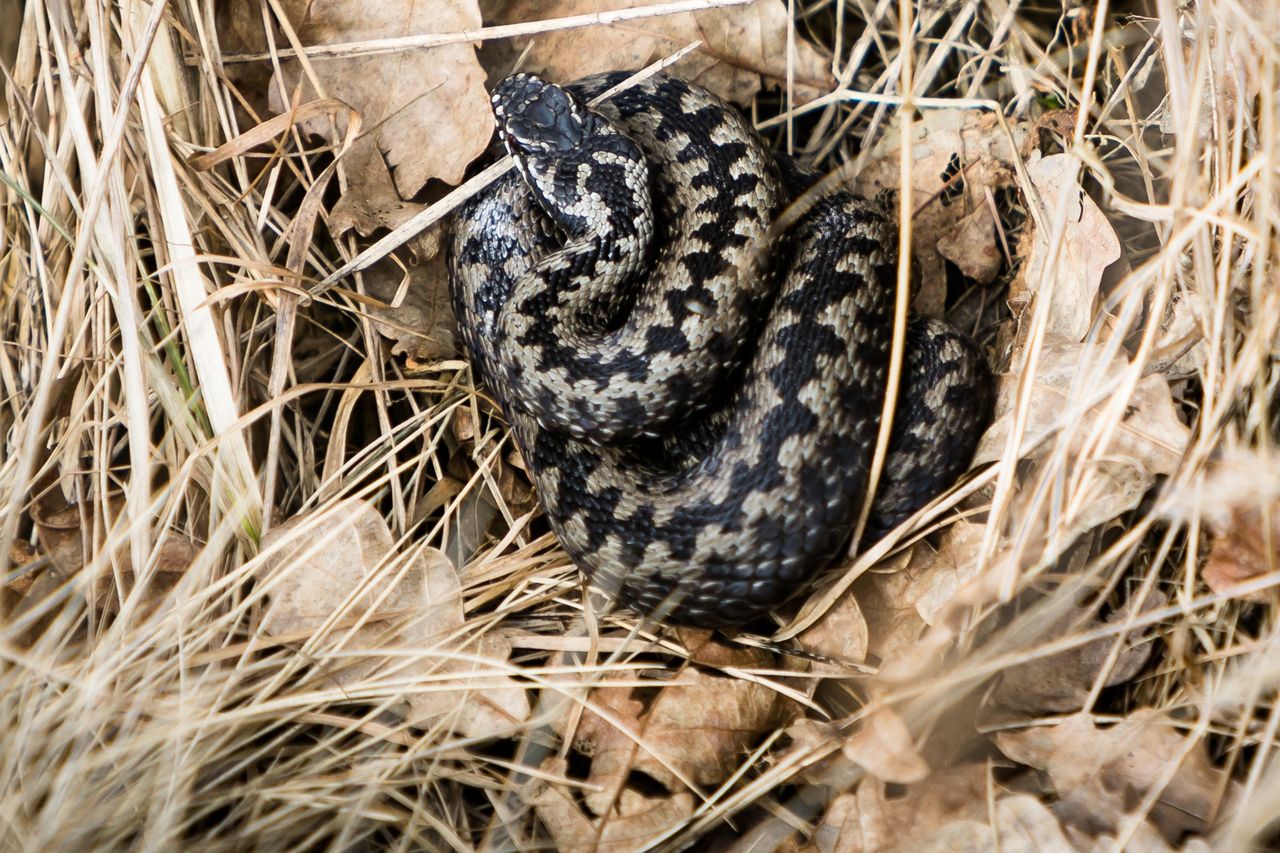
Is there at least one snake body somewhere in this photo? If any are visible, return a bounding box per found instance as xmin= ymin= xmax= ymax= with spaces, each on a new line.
xmin=449 ymin=72 xmax=990 ymax=626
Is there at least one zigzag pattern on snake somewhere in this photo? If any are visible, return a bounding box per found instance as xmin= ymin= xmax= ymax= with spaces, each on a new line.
xmin=448 ymin=71 xmax=990 ymax=626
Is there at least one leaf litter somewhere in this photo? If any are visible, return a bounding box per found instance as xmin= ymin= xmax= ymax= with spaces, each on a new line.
xmin=1 ymin=0 xmax=1278 ymax=850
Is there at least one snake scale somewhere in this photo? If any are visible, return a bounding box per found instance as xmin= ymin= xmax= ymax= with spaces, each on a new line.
xmin=448 ymin=71 xmax=990 ymax=626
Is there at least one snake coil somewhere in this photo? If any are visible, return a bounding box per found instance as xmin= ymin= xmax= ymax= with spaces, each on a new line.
xmin=449 ymin=72 xmax=990 ymax=626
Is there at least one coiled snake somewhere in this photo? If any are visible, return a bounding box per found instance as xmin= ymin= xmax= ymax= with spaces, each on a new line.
xmin=449 ymin=72 xmax=990 ymax=626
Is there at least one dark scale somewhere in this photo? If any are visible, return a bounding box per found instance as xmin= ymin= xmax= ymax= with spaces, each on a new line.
xmin=449 ymin=72 xmax=991 ymax=626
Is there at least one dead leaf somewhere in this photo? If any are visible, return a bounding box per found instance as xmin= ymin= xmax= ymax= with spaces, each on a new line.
xmin=896 ymin=820 xmax=993 ymax=853
xmin=560 ymin=637 xmax=791 ymax=816
xmin=995 ymin=711 xmax=1238 ymax=842
xmin=6 ymin=540 xmax=40 ymax=597
xmin=91 ymin=536 xmax=198 ymax=614
xmin=804 ymin=789 xmax=1078 ymax=853
xmin=1008 ymin=152 xmax=1121 ymax=341
xmin=1156 ymin=294 xmax=1207 ymax=376
xmin=482 ymin=0 xmax=833 ymax=105
xmin=985 ymin=795 xmax=1075 ymax=853
xmin=220 ymin=0 xmax=492 ymax=234
xmin=406 ymin=629 xmax=532 ymax=739
xmin=847 ymin=524 xmax=988 ymax=684
xmin=993 ymin=591 xmax=1165 ymax=714
xmin=30 ymin=492 xmax=91 ymax=578
xmin=795 ymin=790 xmax=860 ymax=853
xmin=0 ymin=0 xmax=17 ymax=121
xmin=495 ymin=451 xmax=539 ymax=518
xmin=1085 ymin=820 xmax=1213 ymax=853
xmin=936 ymin=203 xmax=1002 ymax=284
xmin=842 ymin=707 xmax=928 ymax=785
xmin=796 ymin=591 xmax=870 ymax=677
xmin=1188 ymin=450 xmax=1280 ymax=601
xmin=453 ymin=406 xmax=478 ymax=444
xmin=261 ymin=502 xmax=528 ymax=737
xmin=29 ymin=491 xmax=198 ymax=614
xmin=1202 ymin=504 xmax=1280 ymax=602
xmin=973 ymin=340 xmax=1192 ymax=531
xmin=362 ymin=237 xmax=458 ymax=362
xmin=530 ymin=756 xmax=694 ymax=853
xmin=855 ymin=109 xmax=1026 ymax=313
xmin=804 ymin=764 xmax=992 ymax=852
xmin=875 ymin=521 xmax=988 ymax=628
xmin=857 ymin=550 xmax=927 ymax=667
xmin=259 ymin=501 xmax=465 ymax=687
xmin=1163 ymin=0 xmax=1279 ymax=139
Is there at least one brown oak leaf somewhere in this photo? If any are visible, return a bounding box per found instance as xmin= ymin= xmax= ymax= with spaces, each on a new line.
xmin=530 ymin=757 xmax=694 ymax=853
xmin=1008 ymin=152 xmax=1122 ymax=342
xmin=559 ymin=635 xmax=792 ymax=815
xmin=996 ymin=711 xmax=1238 ymax=842
xmin=855 ymin=109 xmax=1026 ymax=314
xmin=220 ymin=0 xmax=492 ymax=234
xmin=482 ymin=0 xmax=834 ymax=105
xmin=992 ymin=592 xmax=1165 ymax=714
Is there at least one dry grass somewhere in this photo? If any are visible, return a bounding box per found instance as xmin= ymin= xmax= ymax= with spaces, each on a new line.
xmin=1 ymin=0 xmax=1277 ymax=850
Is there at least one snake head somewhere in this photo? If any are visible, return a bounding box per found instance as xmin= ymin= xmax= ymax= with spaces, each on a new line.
xmin=491 ymin=73 xmax=651 ymax=242
xmin=492 ymin=73 xmax=601 ymax=155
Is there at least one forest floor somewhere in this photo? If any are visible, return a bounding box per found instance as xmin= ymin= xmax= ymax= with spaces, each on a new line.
xmin=1 ymin=0 xmax=1278 ymax=850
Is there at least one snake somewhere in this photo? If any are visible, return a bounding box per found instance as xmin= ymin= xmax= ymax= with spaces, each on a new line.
xmin=448 ymin=71 xmax=991 ymax=627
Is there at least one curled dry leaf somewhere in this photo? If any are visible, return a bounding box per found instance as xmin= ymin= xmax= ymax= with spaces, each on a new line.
xmin=993 ymin=591 xmax=1165 ymax=714
xmin=841 ymin=707 xmax=928 ymax=785
xmin=483 ymin=0 xmax=834 ymax=105
xmin=259 ymin=500 xmax=529 ymax=737
xmin=30 ymin=493 xmax=94 ymax=579
xmin=802 ymin=764 xmax=991 ymax=853
xmin=795 ymin=590 xmax=870 ymax=678
xmin=28 ymin=491 xmax=197 ymax=615
xmin=1189 ymin=449 xmax=1280 ymax=601
xmin=1008 ymin=152 xmax=1121 ymax=342
xmin=530 ymin=757 xmax=694 ymax=853
xmin=259 ymin=501 xmax=465 ymax=685
xmin=854 ymin=110 xmax=1025 ymax=314
xmin=887 ymin=796 xmax=1076 ymax=853
xmin=362 ymin=231 xmax=458 ymax=362
xmin=557 ymin=637 xmax=791 ymax=816
xmin=995 ymin=711 xmax=1238 ymax=842
xmin=974 ymin=340 xmax=1192 ymax=531
xmin=219 ymin=0 xmax=492 ymax=235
